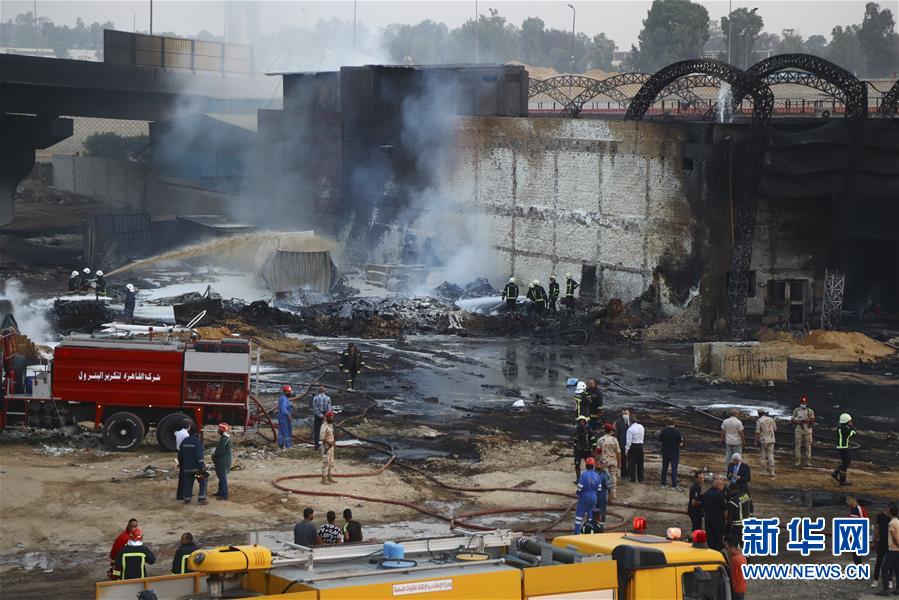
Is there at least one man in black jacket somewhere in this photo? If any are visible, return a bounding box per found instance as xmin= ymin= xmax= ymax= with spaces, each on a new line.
xmin=178 ymin=426 xmax=207 ymax=505
xmin=548 ymin=276 xmax=560 ymax=314
xmin=613 ymin=409 xmax=631 ymax=478
xmin=702 ymin=475 xmax=729 ymax=551
xmin=659 ymin=421 xmax=683 ymax=488
xmin=687 ymin=471 xmax=705 ymax=534
xmin=171 ymin=532 xmax=198 ymax=574
xmin=113 ymin=528 xmax=156 ymax=580
xmin=501 ymin=277 xmax=519 ymax=310
xmin=585 ymin=378 xmax=603 ymax=432
xmin=574 ymin=415 xmax=597 ymax=482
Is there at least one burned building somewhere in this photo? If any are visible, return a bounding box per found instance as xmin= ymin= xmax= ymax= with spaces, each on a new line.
xmin=257 ymin=63 xmax=899 ymax=334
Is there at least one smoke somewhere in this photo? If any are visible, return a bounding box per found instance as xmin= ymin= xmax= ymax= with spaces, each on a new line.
xmin=1 ymin=279 xmax=51 ymax=343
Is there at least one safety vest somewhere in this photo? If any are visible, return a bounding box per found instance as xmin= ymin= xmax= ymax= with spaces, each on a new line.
xmin=574 ymin=394 xmax=589 ymax=419
xmin=837 ymin=424 xmax=855 ymax=449
xmin=731 ymin=492 xmax=753 ymax=525
xmin=503 ymin=284 xmax=518 ymax=299
xmin=548 ymin=282 xmax=560 ymax=300
xmin=179 ymin=553 xmax=191 ymax=574
xmin=119 ymin=552 xmax=147 ymax=580
xmin=565 ymin=279 xmax=578 ymax=297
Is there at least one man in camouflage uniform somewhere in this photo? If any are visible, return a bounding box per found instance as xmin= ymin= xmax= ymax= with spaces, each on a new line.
xmin=597 ymin=423 xmax=621 ymax=500
xmin=754 ymin=409 xmax=777 ymax=477
xmin=791 ymin=395 xmax=815 ymax=467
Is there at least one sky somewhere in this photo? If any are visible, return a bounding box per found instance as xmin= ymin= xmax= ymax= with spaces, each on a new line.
xmin=0 ymin=0 xmax=879 ymax=48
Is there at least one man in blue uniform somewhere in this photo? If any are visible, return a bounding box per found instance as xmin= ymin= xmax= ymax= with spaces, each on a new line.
xmin=278 ymin=384 xmax=294 ymax=449
xmin=574 ymin=457 xmax=601 ymax=534
xmin=593 ymin=456 xmax=612 ymax=528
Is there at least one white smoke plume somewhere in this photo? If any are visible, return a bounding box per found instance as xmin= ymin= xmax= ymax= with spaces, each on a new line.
xmin=1 ymin=279 xmax=51 ymax=343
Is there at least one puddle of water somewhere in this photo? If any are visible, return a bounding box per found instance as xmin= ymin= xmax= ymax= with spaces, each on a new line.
xmin=0 ymin=552 xmax=53 ymax=572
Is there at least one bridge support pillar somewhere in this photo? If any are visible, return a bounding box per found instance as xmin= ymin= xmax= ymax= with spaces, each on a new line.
xmin=0 ymin=114 xmax=73 ymax=226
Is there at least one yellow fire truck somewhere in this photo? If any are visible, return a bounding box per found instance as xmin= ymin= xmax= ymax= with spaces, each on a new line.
xmin=96 ymin=528 xmax=730 ymax=600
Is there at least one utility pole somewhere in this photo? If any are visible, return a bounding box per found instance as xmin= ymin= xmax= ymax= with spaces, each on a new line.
xmin=567 ymin=3 xmax=576 ymax=73
xmin=727 ymin=0 xmax=732 ymax=64
xmin=131 ymin=9 xmax=136 ymax=32
xmin=353 ymin=0 xmax=357 ymax=54
xmin=150 ymin=0 xmax=153 ymax=36
xmin=474 ymin=0 xmax=479 ymax=63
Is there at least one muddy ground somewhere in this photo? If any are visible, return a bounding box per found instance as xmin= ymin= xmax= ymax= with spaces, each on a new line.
xmin=1 ymin=336 xmax=897 ymax=599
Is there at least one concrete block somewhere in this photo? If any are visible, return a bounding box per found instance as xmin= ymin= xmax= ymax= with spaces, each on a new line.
xmin=695 ymin=341 xmax=788 ymax=383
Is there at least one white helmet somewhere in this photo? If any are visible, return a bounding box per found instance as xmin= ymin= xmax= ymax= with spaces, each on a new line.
xmin=575 ymin=381 xmax=587 ymax=393
xmin=82 ymin=267 xmax=91 ymax=274
xmin=509 ymin=277 xmax=515 ymax=283
xmin=126 ymin=283 xmax=135 ymax=292
xmin=71 ymin=270 xmax=79 ymax=278
xmin=565 ymin=272 xmax=572 ymax=279
xmin=528 ymin=282 xmax=534 ymax=288
xmin=532 ymin=279 xmax=539 ymax=285
xmin=96 ymin=270 xmax=104 ymax=277
xmin=550 ymin=275 xmax=556 ymax=280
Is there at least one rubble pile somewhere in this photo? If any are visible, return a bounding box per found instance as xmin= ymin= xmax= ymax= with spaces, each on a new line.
xmin=296 ymin=296 xmax=461 ymax=337
xmin=52 ymin=299 xmax=112 ymax=333
xmin=432 ymin=278 xmax=498 ymax=302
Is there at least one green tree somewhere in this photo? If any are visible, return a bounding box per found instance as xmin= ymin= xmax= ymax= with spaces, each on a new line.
xmin=383 ymin=20 xmax=450 ymax=64
xmin=803 ymin=34 xmax=829 ymax=56
xmin=587 ymin=33 xmax=616 ymax=71
xmin=721 ymin=7 xmax=764 ymax=68
xmin=859 ymin=2 xmax=899 ymax=77
xmin=827 ymin=25 xmax=864 ymax=74
xmin=83 ymin=132 xmax=148 ymax=161
xmin=519 ymin=17 xmax=545 ymax=65
xmin=631 ymin=0 xmax=710 ymax=72
xmin=775 ymin=29 xmax=804 ymax=54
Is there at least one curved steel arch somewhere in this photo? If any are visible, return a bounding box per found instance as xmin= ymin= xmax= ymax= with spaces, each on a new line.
xmin=740 ymin=53 xmax=867 ymax=118
xmin=528 ymin=73 xmax=704 ymax=117
xmin=624 ymin=59 xmax=773 ymax=335
xmin=625 ymin=59 xmax=773 ymax=123
xmin=878 ymin=80 xmax=898 ymax=117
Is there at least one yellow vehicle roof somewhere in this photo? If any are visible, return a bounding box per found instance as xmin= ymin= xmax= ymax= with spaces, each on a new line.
xmin=553 ymin=533 xmax=726 ymax=566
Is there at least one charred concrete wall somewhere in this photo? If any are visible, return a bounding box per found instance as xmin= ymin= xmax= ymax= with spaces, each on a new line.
xmin=436 ymin=117 xmax=709 ymax=309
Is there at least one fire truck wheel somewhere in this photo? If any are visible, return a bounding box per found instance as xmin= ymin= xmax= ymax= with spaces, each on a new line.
xmin=156 ymin=413 xmax=195 ymax=452
xmin=103 ymin=412 xmax=146 ymax=451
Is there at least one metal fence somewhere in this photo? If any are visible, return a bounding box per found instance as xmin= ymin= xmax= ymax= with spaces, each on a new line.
xmin=103 ymin=29 xmax=253 ymax=76
xmin=38 ymin=117 xmax=149 ymax=159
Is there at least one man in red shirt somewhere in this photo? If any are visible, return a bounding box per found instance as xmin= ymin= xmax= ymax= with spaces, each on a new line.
xmin=108 ymin=518 xmax=139 ymax=579
xmin=724 ymin=536 xmax=747 ymax=600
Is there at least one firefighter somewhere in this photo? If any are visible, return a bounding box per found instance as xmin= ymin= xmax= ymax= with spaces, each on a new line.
xmin=791 ymin=395 xmax=815 ymax=467
xmin=574 ymin=457 xmax=600 ymax=534
xmin=526 ymin=280 xmax=547 ymax=316
xmin=79 ymin=267 xmax=92 ymax=292
xmin=726 ymin=482 xmax=753 ymax=547
xmin=573 ymin=381 xmax=589 ymax=420
xmin=501 ymin=277 xmax=519 ymax=310
xmin=830 ymin=413 xmax=856 ymax=486
xmin=574 ymin=415 xmax=596 ymax=482
xmin=94 ymin=270 xmax=107 ymax=297
xmin=171 ymin=533 xmax=198 ymax=574
xmin=68 ymin=270 xmax=80 ymax=293
xmin=278 ymin=385 xmax=294 ymax=450
xmin=548 ymin=275 xmax=560 ymax=314
xmin=108 ymin=518 xmax=138 ymax=579
xmin=564 ymin=272 xmax=579 ymax=314
xmin=112 ymin=527 xmax=155 ymax=580
xmin=340 ymin=343 xmax=364 ymax=392
xmin=124 ymin=283 xmax=137 ymax=323
xmin=178 ymin=425 xmax=207 ymax=504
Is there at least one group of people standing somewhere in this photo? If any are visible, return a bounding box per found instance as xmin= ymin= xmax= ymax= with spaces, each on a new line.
xmin=502 ymin=273 xmax=579 ymax=316
xmin=174 ymin=421 xmax=232 ymax=504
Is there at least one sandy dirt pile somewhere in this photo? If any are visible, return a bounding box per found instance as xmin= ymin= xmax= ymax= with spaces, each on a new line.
xmin=757 ymin=328 xmax=895 ymax=362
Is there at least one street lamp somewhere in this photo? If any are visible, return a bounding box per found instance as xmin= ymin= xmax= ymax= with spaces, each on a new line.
xmin=474 ymin=0 xmax=479 ymax=63
xmin=131 ymin=9 xmax=136 ymax=32
xmin=567 ymin=3 xmax=576 ymax=73
xmin=149 ymin=0 xmax=153 ymax=36
xmin=352 ymin=0 xmax=357 ymax=54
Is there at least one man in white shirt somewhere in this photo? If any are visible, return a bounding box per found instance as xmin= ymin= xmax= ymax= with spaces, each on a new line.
xmin=720 ymin=409 xmax=745 ymax=467
xmin=625 ymin=415 xmax=646 ymax=483
xmin=174 ymin=420 xmax=190 ymax=501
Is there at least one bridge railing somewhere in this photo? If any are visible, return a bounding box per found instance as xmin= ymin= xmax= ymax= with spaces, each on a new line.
xmin=104 ymin=29 xmax=253 ymax=77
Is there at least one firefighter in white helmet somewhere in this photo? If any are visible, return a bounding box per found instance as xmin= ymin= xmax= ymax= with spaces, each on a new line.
xmin=94 ymin=270 xmax=107 ymax=297
xmin=79 ymin=267 xmax=92 ymax=292
xmin=68 ymin=270 xmax=80 ymax=293
xmin=527 ymin=279 xmax=548 ymax=316
xmin=124 ymin=283 xmax=137 ymax=323
xmin=502 ymin=277 xmax=519 ymax=310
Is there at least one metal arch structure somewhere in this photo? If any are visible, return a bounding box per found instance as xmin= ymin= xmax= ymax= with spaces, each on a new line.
xmin=528 ymin=73 xmax=704 ymax=117
xmin=625 ymin=58 xmax=773 ymax=122
xmin=878 ymin=80 xmax=899 ymax=117
xmin=741 ymin=53 xmax=868 ymax=118
xmin=624 ymin=59 xmax=773 ymax=335
xmin=701 ymin=71 xmax=852 ymax=120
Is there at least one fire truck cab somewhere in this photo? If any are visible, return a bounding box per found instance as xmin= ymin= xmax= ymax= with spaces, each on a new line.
xmin=1 ymin=335 xmax=252 ymax=451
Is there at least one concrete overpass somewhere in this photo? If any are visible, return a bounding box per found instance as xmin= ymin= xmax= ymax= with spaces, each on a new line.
xmin=0 ymin=53 xmax=279 ymax=225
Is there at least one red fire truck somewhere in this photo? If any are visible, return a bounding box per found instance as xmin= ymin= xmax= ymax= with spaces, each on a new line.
xmin=1 ymin=335 xmax=252 ymax=451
